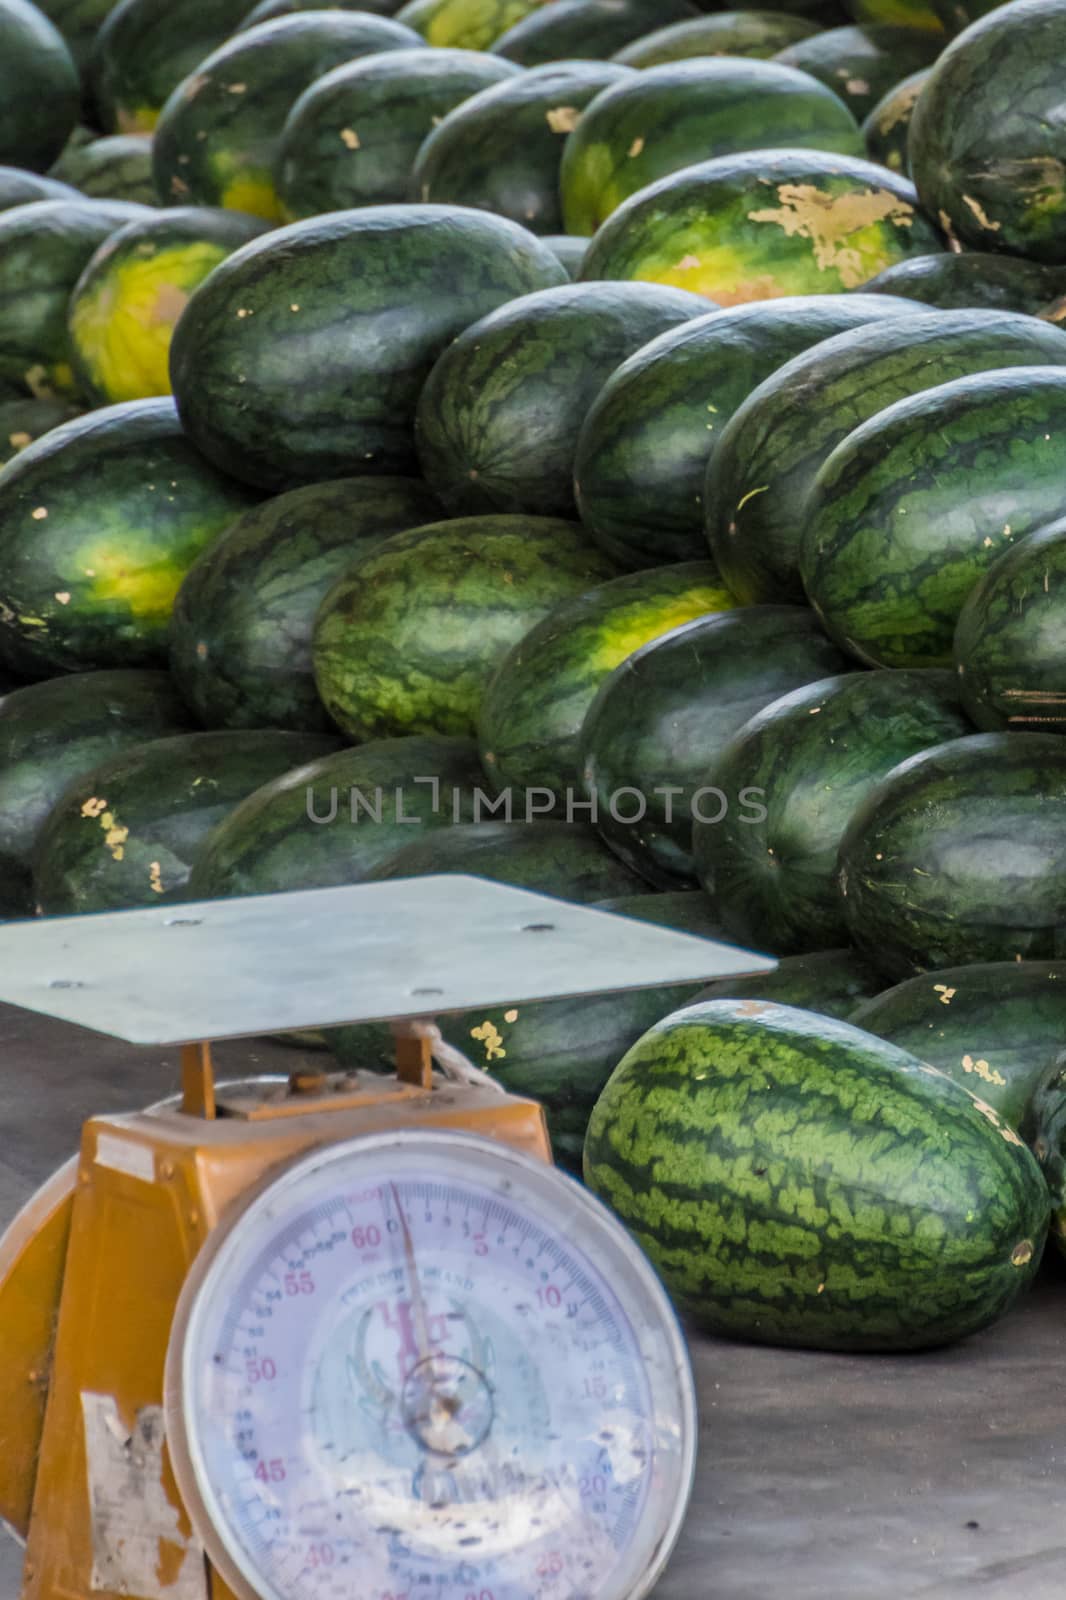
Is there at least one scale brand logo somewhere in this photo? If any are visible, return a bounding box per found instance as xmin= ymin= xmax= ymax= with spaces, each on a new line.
xmin=305 ymin=781 xmax=768 ymax=827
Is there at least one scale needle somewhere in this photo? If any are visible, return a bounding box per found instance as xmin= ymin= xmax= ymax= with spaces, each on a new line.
xmin=390 ymin=1182 xmax=432 ymax=1364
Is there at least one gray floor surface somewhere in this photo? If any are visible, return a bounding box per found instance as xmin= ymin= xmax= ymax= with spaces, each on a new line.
xmin=1 ymin=1000 xmax=1064 ymax=1599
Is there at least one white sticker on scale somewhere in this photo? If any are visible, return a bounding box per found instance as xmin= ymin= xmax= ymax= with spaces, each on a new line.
xmin=94 ymin=1134 xmax=155 ymax=1183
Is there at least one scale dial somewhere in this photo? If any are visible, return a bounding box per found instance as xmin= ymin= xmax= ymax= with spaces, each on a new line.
xmin=165 ymin=1130 xmax=696 ymax=1600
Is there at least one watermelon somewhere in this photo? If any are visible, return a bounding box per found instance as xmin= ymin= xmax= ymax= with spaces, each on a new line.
xmin=0 ymin=398 xmax=262 ymax=677
xmin=371 ymin=818 xmax=645 ymax=900
xmin=930 ymin=0 xmax=1006 ymax=30
xmin=838 ymin=731 xmax=1066 ymax=976
xmin=708 ymin=310 xmax=1066 ymax=608
xmin=0 ymin=395 xmax=81 ymax=466
xmin=0 ymin=166 xmax=79 ymax=211
xmin=0 ymin=668 xmax=192 ymax=915
xmin=0 ymin=197 xmax=151 ymax=399
xmin=574 ymin=292 xmax=923 ymax=571
xmin=413 ymin=282 xmax=710 ymax=518
xmin=34 ymin=728 xmax=340 ymax=914
xmin=490 ymin=0 xmax=699 ymax=62
xmin=49 ymin=134 xmax=156 ymax=203
xmin=696 ymin=947 xmax=884 ymax=1018
xmin=584 ymin=999 xmax=1048 ymax=1351
xmin=800 ymin=368 xmax=1066 ymax=668
xmin=693 ymin=669 xmax=970 ymax=954
xmin=578 ymin=606 xmax=849 ymax=886
xmin=152 ymin=13 xmax=422 ymax=220
xmin=862 ymin=251 xmax=1066 ymax=313
xmin=478 ymin=561 xmax=735 ymax=804
xmin=186 ymin=733 xmax=483 ymax=899
xmin=90 ymin=0 xmax=266 ymax=133
xmin=69 ymin=207 xmax=269 ymax=406
xmin=954 ymin=514 xmax=1066 ymax=734
xmin=613 ymin=11 xmax=823 ymax=67
xmin=773 ymin=23 xmax=944 ymax=121
xmin=242 ymin=0 xmax=406 ymax=20
xmin=560 ymin=59 xmax=864 ymax=236
xmin=845 ymin=0 xmax=942 ymax=26
xmin=35 ymin=0 xmax=124 ymax=73
xmin=277 ymin=47 xmax=519 ymax=219
xmin=330 ymin=887 xmax=725 ymax=1170
xmin=312 ymin=515 xmax=617 ymax=742
xmin=168 ymin=206 xmax=567 ymax=491
xmin=852 ymin=961 xmax=1066 ymax=1129
xmin=544 ymin=235 xmax=590 ymax=277
xmin=580 ymin=149 xmax=943 ymax=305
xmin=395 ymin=0 xmax=544 ymax=49
xmin=410 ymin=60 xmax=633 ymax=235
xmin=861 ymin=66 xmax=929 ymax=173
xmin=169 ymin=476 xmax=444 ymax=732
xmin=909 ymin=0 xmax=1066 ymax=261
xmin=1021 ymin=1051 xmax=1066 ymax=1257
xmin=0 ymin=0 xmax=79 ymax=172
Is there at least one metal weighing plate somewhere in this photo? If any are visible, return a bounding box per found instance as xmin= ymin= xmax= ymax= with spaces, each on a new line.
xmin=0 ymin=876 xmax=774 ymax=1044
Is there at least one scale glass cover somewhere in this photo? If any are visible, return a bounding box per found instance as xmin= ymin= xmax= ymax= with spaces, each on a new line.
xmin=165 ymin=1129 xmax=697 ymax=1600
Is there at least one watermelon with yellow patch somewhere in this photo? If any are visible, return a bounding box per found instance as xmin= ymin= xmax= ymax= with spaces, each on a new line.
xmin=396 ymin=0 xmax=545 ymax=50
xmin=68 ymin=207 xmax=269 ymax=405
xmin=580 ymin=148 xmax=943 ymax=304
xmin=0 ymin=196 xmax=151 ymax=400
xmin=0 ymin=397 xmax=263 ymax=676
xmin=151 ymin=11 xmax=422 ymax=219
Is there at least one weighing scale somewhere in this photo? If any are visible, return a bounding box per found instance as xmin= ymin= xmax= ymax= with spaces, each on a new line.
xmin=0 ymin=875 xmax=773 ymax=1600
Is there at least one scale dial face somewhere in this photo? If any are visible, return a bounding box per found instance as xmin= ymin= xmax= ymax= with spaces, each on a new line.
xmin=165 ymin=1130 xmax=696 ymax=1600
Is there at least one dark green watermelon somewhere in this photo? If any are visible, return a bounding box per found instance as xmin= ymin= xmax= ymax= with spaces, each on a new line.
xmin=371 ymin=819 xmax=645 ymax=901
xmin=838 ymin=732 xmax=1066 ymax=977
xmin=801 ymin=368 xmax=1066 ymax=668
xmin=277 ymin=47 xmax=518 ymax=219
xmin=312 ymin=515 xmax=617 ymax=741
xmin=580 ymin=148 xmax=943 ymax=304
xmin=0 ymin=0 xmax=79 ymax=172
xmin=929 ymin=0 xmax=1006 ymax=30
xmin=90 ymin=0 xmax=270 ymax=133
xmin=50 ymin=134 xmax=155 ymax=203
xmin=36 ymin=0 xmax=123 ymax=74
xmin=0 ymin=197 xmax=151 ymax=399
xmin=954 ymin=514 xmax=1066 ymax=734
xmin=574 ymin=292 xmax=924 ymax=570
xmin=152 ymin=12 xmax=423 ymax=220
xmin=329 ymin=888 xmax=724 ymax=1170
xmin=0 ymin=398 xmax=262 ymax=677
xmin=411 ymin=61 xmax=633 ymax=235
xmin=693 ymin=669 xmax=970 ymax=954
xmin=34 ymin=729 xmax=340 ymax=913
xmin=844 ymin=0 xmax=943 ymax=29
xmin=578 ymin=606 xmax=850 ymax=886
xmin=1021 ymin=1048 xmax=1066 ymax=1257
xmin=69 ymin=207 xmax=269 ymax=407
xmin=862 ymin=251 xmax=1066 ymax=312
xmin=414 ymin=281 xmax=709 ymax=518
xmin=909 ymin=0 xmax=1066 ymax=262
xmin=862 ymin=66 xmax=929 ymax=172
xmin=168 ymin=205 xmax=567 ymax=490
xmin=241 ymin=0 xmax=406 ymax=21
xmin=560 ymin=58 xmax=864 ymax=236
xmin=0 ymin=395 xmax=81 ymax=466
xmin=478 ymin=562 xmax=735 ymax=804
xmin=773 ymin=22 xmax=944 ymax=122
xmin=170 ymin=476 xmax=443 ymax=733
xmin=543 ymin=235 xmax=590 ymax=278
xmin=0 ymin=667 xmax=192 ymax=915
xmin=697 ymin=947 xmax=884 ymax=1018
xmin=584 ymin=999 xmax=1048 ymax=1351
xmin=852 ymin=961 xmax=1066 ymax=1128
xmin=395 ymin=0 xmax=544 ymax=49
xmin=613 ymin=11 xmax=823 ymax=67
xmin=709 ymin=311 xmax=1066 ymax=609
xmin=186 ymin=733 xmax=483 ymax=899
xmin=490 ymin=0 xmax=699 ymax=62
xmin=0 ymin=166 xmax=79 ymax=212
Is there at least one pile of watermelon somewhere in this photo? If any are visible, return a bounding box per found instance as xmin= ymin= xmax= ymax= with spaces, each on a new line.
xmin=0 ymin=0 xmax=1065 ymax=1353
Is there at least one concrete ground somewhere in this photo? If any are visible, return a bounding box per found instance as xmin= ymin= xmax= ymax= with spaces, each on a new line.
xmin=1 ymin=1001 xmax=1064 ymax=1600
